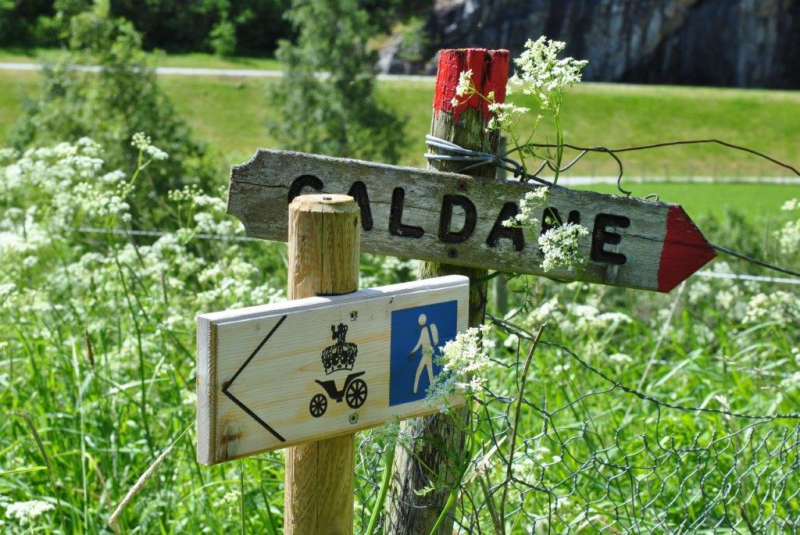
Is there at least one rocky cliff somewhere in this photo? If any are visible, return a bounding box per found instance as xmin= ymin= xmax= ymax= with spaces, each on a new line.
xmin=382 ymin=0 xmax=800 ymax=89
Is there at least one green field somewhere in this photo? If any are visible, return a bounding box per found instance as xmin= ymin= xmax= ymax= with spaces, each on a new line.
xmin=0 ymin=47 xmax=282 ymax=70
xmin=2 ymin=50 xmax=799 ymax=534
xmin=1 ymin=55 xmax=799 ymax=218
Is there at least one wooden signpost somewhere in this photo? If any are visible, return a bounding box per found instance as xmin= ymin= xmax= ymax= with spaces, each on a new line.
xmin=197 ymin=194 xmax=469 ymax=534
xmin=199 ymin=46 xmax=720 ymax=535
xmin=228 ymin=150 xmax=716 ymax=293
xmin=197 ymin=273 xmax=468 ymax=464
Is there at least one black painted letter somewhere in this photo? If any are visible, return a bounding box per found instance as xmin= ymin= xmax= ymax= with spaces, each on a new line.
xmin=486 ymin=203 xmax=525 ymax=251
xmin=590 ymin=214 xmax=630 ymax=265
xmin=540 ymin=208 xmax=581 ymax=235
xmin=287 ymin=175 xmax=323 ymax=203
xmin=439 ymin=195 xmax=477 ymax=243
xmin=389 ymin=188 xmax=424 ymax=238
xmin=347 ymin=181 xmax=373 ymax=231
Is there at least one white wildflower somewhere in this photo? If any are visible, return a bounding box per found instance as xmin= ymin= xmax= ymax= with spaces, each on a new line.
xmin=426 ymin=324 xmax=492 ymax=409
xmin=131 ymin=132 xmax=169 ymax=161
xmin=4 ymin=500 xmax=55 ymax=524
xmin=743 ymin=291 xmax=800 ymax=324
xmin=455 ymin=69 xmax=474 ymax=97
xmin=609 ymin=353 xmax=632 ymax=363
xmin=776 ymin=218 xmax=800 ymax=256
xmin=688 ymin=281 xmax=712 ymax=304
xmin=538 ymin=222 xmax=589 ymax=272
xmin=487 ymin=102 xmax=529 ymax=132
xmin=145 ymin=144 xmax=168 ymax=161
xmin=504 ymin=333 xmax=520 ymax=348
xmin=782 ymin=199 xmax=799 ymax=211
xmin=131 ymin=132 xmax=151 ymax=151
xmin=509 ymin=36 xmax=588 ymax=111
xmin=505 ymin=188 xmax=548 ymax=228
xmin=715 ymin=290 xmax=736 ymax=310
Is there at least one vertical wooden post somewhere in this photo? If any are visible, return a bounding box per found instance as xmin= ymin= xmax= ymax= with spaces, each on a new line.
xmin=285 ymin=193 xmax=360 ymax=535
xmin=494 ymin=135 xmax=509 ymax=316
xmin=386 ymin=48 xmax=509 ymax=534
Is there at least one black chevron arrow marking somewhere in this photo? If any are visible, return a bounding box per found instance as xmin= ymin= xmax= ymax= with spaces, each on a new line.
xmin=222 ymin=314 xmax=287 ymax=442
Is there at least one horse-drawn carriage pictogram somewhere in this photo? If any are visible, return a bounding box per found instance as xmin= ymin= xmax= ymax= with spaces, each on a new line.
xmin=309 ymin=323 xmax=367 ymax=418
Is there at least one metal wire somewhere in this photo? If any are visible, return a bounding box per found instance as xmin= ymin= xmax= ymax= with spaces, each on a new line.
xmin=353 ymin=315 xmax=800 ymax=533
xmin=425 ymin=135 xmax=800 ymax=198
xmin=425 ymin=136 xmax=800 ymax=282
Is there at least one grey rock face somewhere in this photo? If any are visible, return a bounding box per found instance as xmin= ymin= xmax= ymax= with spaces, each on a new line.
xmin=387 ymin=0 xmax=799 ymax=88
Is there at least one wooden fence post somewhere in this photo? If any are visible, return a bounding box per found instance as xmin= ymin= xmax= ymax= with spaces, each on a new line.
xmin=285 ymin=193 xmax=360 ymax=535
xmin=494 ymin=135 xmax=509 ymax=316
xmin=386 ymin=48 xmax=510 ymax=534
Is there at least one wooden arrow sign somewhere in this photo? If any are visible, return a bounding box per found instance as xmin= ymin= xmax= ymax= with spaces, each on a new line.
xmin=197 ymin=275 xmax=469 ymax=465
xmin=228 ymin=150 xmax=715 ymax=292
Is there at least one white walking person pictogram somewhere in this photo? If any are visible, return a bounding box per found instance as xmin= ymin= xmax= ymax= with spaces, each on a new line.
xmin=408 ymin=313 xmax=439 ymax=394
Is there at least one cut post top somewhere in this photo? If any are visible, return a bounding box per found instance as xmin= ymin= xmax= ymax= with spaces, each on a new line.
xmin=434 ymin=48 xmax=510 ymax=123
xmin=290 ymin=193 xmax=359 ymax=213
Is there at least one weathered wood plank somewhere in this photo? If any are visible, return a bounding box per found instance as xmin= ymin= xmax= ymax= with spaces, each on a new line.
xmin=228 ymin=150 xmax=715 ymax=292
xmin=196 ymin=275 xmax=469 ymax=465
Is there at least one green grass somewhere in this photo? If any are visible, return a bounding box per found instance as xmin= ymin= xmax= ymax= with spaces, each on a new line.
xmin=577 ymin=182 xmax=800 ymax=218
xmin=0 ymin=46 xmax=282 ymax=70
xmin=2 ymin=140 xmax=798 ymax=531
xmin=1 ymin=63 xmax=799 ymax=217
xmin=1 ymin=53 xmax=799 ymax=533
xmin=4 ymin=71 xmax=798 ymax=175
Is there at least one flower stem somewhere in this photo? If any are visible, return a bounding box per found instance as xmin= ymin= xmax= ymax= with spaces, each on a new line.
xmin=365 ymin=443 xmax=396 ymax=534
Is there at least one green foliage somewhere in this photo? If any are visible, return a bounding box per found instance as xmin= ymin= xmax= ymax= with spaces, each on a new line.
xmin=0 ymin=137 xmax=797 ymax=531
xmin=111 ymin=0 xmax=292 ymax=56
xmin=0 ymin=1 xmax=295 ymax=56
xmin=269 ymin=0 xmax=407 ymax=163
xmin=395 ymin=17 xmax=429 ymax=65
xmin=9 ymin=5 xmax=215 ymax=222
xmin=209 ymin=16 xmax=238 ymax=57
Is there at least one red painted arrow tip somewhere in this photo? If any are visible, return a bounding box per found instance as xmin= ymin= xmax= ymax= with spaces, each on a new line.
xmin=657 ymin=206 xmax=716 ymax=292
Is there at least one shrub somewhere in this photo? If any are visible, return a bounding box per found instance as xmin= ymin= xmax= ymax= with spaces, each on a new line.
xmin=269 ymin=0 xmax=407 ymax=164
xmin=10 ymin=4 xmax=216 ymax=224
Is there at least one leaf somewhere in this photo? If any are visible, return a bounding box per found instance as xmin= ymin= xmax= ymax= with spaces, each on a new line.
xmin=0 ymin=466 xmax=47 ymax=476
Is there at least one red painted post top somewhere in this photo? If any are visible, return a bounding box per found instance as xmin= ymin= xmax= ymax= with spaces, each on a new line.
xmin=433 ymin=48 xmax=510 ymax=124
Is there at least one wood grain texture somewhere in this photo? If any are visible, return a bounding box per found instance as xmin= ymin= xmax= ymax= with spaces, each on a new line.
xmin=286 ymin=194 xmax=359 ymax=535
xmin=386 ymin=47 xmax=506 ymax=535
xmin=195 ymin=276 xmax=469 ymax=464
xmin=288 ymin=194 xmax=360 ymax=299
xmin=227 ymin=150 xmax=714 ymax=293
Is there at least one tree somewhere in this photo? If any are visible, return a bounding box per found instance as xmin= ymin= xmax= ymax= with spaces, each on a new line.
xmin=10 ymin=1 xmax=214 ymax=219
xmin=269 ymin=0 xmax=406 ymax=164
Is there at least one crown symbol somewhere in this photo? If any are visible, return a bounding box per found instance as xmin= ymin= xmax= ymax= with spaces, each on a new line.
xmin=321 ymin=323 xmax=358 ymax=375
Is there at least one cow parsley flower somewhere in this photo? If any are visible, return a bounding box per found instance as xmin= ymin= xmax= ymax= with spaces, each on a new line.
xmin=775 ymin=218 xmax=800 ymax=255
xmin=131 ymin=132 xmax=168 ymax=161
xmin=509 ymin=37 xmax=588 ymax=112
xmin=538 ymin=223 xmax=589 ymax=273
xmin=4 ymin=500 xmax=55 ymax=524
xmin=456 ymin=69 xmax=474 ymax=97
xmin=743 ymin=291 xmax=800 ymax=324
xmin=503 ymin=188 xmax=548 ymax=228
xmin=426 ymin=324 xmax=493 ymax=411
xmin=487 ymin=102 xmax=530 ymax=132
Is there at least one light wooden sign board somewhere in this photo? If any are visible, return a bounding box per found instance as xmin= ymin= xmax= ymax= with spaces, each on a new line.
xmin=228 ymin=150 xmax=716 ymax=293
xmin=197 ymin=275 xmax=469 ymax=465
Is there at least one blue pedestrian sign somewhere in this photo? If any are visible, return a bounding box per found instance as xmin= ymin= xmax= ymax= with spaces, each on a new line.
xmin=389 ymin=300 xmax=458 ymax=407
